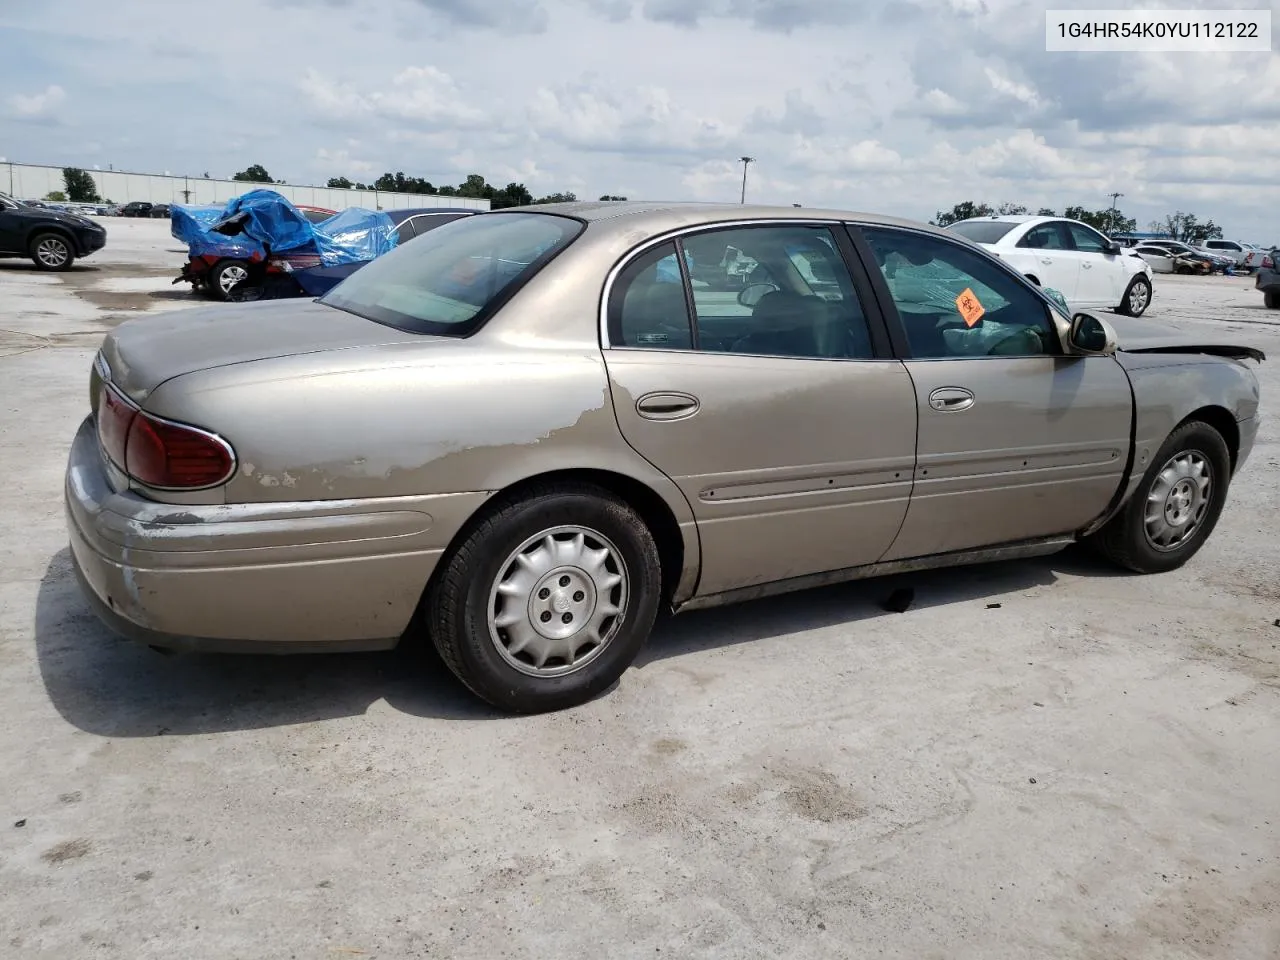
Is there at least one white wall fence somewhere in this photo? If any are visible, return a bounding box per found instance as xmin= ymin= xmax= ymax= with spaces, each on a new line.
xmin=1 ymin=162 xmax=491 ymax=212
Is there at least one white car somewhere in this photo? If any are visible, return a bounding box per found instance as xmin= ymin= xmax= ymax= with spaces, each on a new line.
xmin=1199 ymin=238 xmax=1265 ymax=270
xmin=947 ymin=215 xmax=1154 ymax=317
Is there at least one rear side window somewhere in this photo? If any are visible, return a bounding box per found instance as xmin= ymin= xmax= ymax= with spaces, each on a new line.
xmin=1017 ymin=223 xmax=1070 ymax=250
xmin=607 ymin=242 xmax=694 ymax=350
xmin=322 ymin=212 xmax=582 ymax=336
xmin=946 ymin=220 xmax=1018 ymax=244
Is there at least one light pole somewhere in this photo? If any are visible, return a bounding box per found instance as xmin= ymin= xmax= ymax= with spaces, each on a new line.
xmin=739 ymin=156 xmax=754 ymax=204
xmin=1107 ymin=191 xmax=1124 ymax=235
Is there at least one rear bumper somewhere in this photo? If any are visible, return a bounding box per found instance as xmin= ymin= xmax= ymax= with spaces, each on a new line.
xmin=64 ymin=416 xmax=489 ymax=653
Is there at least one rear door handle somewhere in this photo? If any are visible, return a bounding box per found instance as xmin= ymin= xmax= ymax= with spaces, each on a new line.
xmin=636 ymin=392 xmax=700 ymax=421
xmin=927 ymin=387 xmax=975 ymax=412
xmin=1081 ymin=261 xmax=1092 ymax=269
xmin=1039 ymin=257 xmax=1053 ymax=264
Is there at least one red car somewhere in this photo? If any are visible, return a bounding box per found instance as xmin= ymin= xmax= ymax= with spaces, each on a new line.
xmin=179 ymin=205 xmax=337 ymax=300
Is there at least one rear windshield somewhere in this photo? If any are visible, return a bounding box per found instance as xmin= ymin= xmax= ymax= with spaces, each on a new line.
xmin=321 ymin=212 xmax=583 ymax=336
xmin=946 ymin=220 xmax=1018 ymax=244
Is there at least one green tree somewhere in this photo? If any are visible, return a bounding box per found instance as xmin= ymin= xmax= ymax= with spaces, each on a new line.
xmin=232 ymin=163 xmax=274 ymax=183
xmin=492 ymin=183 xmax=534 ymax=208
xmin=44 ymin=190 xmax=67 ymax=202
xmin=1036 ymin=207 xmax=1057 ymax=216
xmin=327 ymin=176 xmax=353 ymax=189
xmin=1062 ymin=205 xmax=1135 ymax=235
xmin=599 ymin=194 xmax=627 ymax=201
xmin=458 ymin=174 xmax=491 ymax=198
xmin=996 ymin=202 xmax=1027 ymax=215
xmin=534 ymin=191 xmax=577 ymax=204
xmin=932 ymin=201 xmax=994 ymax=226
xmin=62 ymin=167 xmax=100 ymax=203
xmin=1161 ymin=212 xmax=1222 ymax=242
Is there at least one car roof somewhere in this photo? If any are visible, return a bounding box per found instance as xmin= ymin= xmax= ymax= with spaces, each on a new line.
xmin=498 ymin=200 xmax=958 ymax=244
xmin=952 ymin=215 xmax=1058 ymax=227
xmin=388 ymin=207 xmax=479 ymax=224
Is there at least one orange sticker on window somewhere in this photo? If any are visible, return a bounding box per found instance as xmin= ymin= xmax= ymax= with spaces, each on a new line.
xmin=955 ymin=288 xmax=985 ymax=327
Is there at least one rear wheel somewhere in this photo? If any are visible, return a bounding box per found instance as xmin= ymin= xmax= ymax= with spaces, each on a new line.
xmin=1265 ymin=291 xmax=1280 ymax=309
xmin=427 ymin=484 xmax=662 ymax=713
xmin=30 ymin=232 xmax=74 ymax=271
xmin=209 ymin=259 xmax=250 ymax=301
xmin=1117 ymin=275 xmax=1151 ymax=316
xmin=1091 ymin=420 xmax=1230 ymax=573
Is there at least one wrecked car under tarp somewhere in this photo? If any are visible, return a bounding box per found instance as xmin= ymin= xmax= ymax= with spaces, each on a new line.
xmin=171 ymin=189 xmax=398 ymax=301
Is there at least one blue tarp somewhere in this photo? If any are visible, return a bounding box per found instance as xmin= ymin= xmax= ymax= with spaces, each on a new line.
xmin=171 ymin=189 xmax=397 ymax=266
xmin=170 ymin=204 xmax=226 ymax=245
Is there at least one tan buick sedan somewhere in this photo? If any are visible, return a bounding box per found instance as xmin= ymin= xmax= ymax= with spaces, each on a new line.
xmin=67 ymin=202 xmax=1264 ymax=712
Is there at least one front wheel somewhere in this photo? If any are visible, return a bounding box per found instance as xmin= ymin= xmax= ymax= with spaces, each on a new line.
xmin=426 ymin=484 xmax=662 ymax=713
xmin=30 ymin=232 xmax=75 ymax=271
xmin=1265 ymin=290 xmax=1280 ymax=309
xmin=1091 ymin=420 xmax=1231 ymax=573
xmin=1117 ymin=275 xmax=1152 ymax=316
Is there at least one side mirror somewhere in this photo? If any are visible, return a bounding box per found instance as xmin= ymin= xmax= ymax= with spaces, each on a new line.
xmin=1068 ymin=312 xmax=1117 ymax=356
xmin=737 ymin=282 xmax=777 ymax=308
xmin=1103 ymin=240 xmax=1122 ymax=255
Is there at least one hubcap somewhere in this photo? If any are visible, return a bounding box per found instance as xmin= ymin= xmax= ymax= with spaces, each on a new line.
xmin=1144 ymin=450 xmax=1212 ymax=551
xmin=487 ymin=525 xmax=629 ymax=678
xmin=1129 ymin=281 xmax=1149 ymax=313
xmin=219 ymin=264 xmax=248 ymax=294
xmin=36 ymin=237 xmax=69 ymax=267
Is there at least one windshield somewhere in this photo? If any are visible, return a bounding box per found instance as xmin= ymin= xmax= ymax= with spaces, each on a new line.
xmin=321 ymin=212 xmax=583 ymax=336
xmin=946 ymin=220 xmax=1018 ymax=244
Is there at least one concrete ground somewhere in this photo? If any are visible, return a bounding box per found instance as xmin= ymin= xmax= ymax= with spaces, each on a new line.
xmin=1 ymin=219 xmax=1277 ymax=959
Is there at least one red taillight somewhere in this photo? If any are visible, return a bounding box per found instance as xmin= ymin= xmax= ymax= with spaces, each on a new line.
xmin=97 ymin=383 xmax=136 ymax=470
xmin=1265 ymin=255 xmax=1274 ymax=269
xmin=97 ymin=384 xmax=235 ymax=489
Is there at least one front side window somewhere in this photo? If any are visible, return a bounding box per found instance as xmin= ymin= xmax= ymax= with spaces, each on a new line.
xmin=322 ymin=212 xmax=582 ymax=336
xmin=860 ymin=226 xmax=1059 ymax=360
xmin=1066 ymin=222 xmax=1108 ymax=253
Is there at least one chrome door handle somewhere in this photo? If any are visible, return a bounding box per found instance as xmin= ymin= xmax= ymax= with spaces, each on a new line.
xmin=1040 ymin=257 xmax=1053 ymax=264
xmin=927 ymin=387 xmax=975 ymax=412
xmin=636 ymin=391 xmax=700 ymax=421
xmin=1081 ymin=261 xmax=1092 ymax=269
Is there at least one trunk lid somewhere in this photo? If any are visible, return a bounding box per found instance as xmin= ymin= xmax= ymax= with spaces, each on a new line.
xmin=98 ymin=299 xmax=429 ymax=401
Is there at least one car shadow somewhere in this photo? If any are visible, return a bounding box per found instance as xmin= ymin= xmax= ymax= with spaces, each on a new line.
xmin=0 ymin=261 xmax=101 ymax=273
xmin=34 ymin=546 xmax=1126 ymax=737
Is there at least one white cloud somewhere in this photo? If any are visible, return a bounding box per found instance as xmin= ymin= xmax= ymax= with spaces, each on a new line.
xmin=6 ymin=84 xmax=66 ymax=120
xmin=1 ymin=0 xmax=1276 ymax=239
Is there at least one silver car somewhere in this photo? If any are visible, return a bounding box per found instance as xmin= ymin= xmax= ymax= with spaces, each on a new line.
xmin=66 ymin=203 xmax=1265 ymax=713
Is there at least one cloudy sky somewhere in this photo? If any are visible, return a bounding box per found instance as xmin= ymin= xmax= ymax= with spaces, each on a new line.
xmin=2 ymin=0 xmax=1277 ymax=239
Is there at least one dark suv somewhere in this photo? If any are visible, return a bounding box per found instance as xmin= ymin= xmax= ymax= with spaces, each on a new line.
xmin=121 ymin=201 xmax=153 ymax=218
xmin=0 ymin=192 xmax=108 ymax=270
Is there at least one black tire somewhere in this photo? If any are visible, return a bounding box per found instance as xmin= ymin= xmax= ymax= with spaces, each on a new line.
xmin=29 ymin=232 xmax=75 ymax=271
xmin=1091 ymin=420 xmax=1231 ymax=574
xmin=1116 ymin=275 xmax=1152 ymax=316
xmin=1265 ymin=291 xmax=1280 ymax=309
xmin=208 ymin=259 xmax=250 ymax=301
xmin=426 ymin=483 xmax=662 ymax=713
